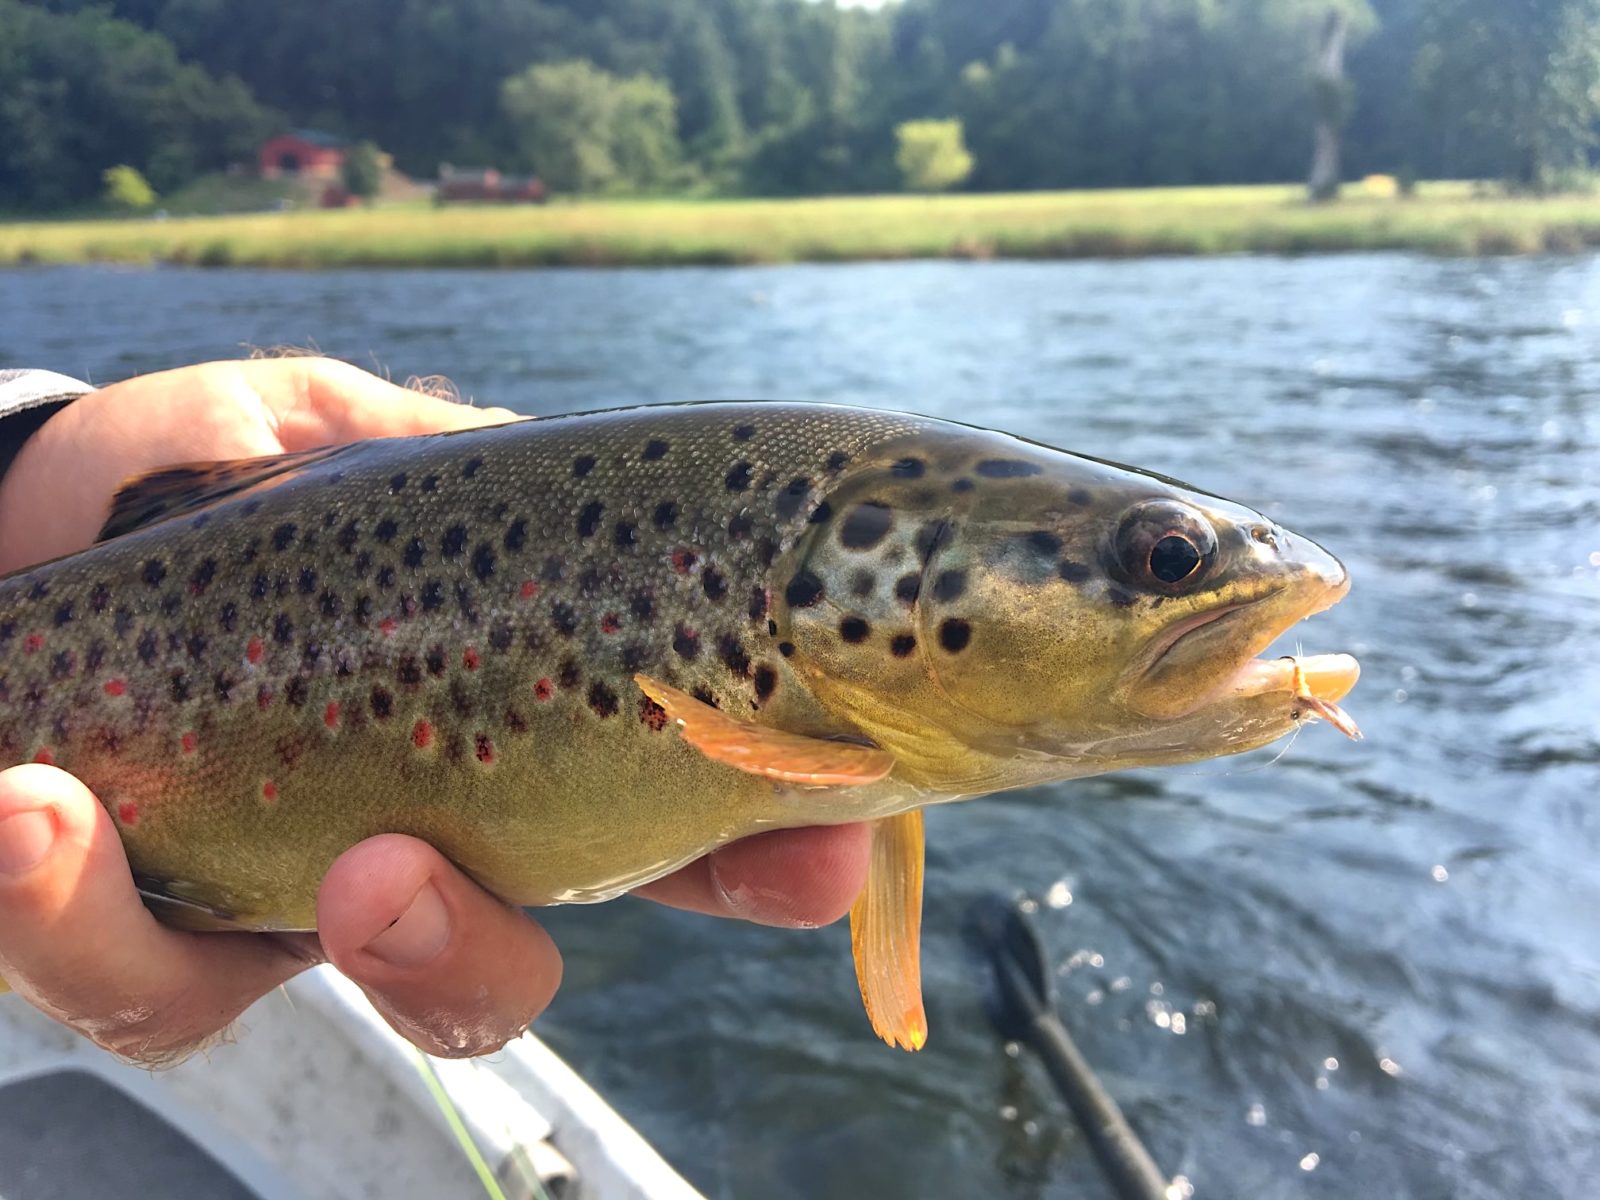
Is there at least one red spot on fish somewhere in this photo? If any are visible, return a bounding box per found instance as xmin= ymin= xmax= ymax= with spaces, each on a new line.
xmin=324 ymin=701 xmax=341 ymax=730
xmin=32 ymin=747 xmax=53 ymax=766
xmin=246 ymin=637 xmax=264 ymax=664
xmin=22 ymin=633 xmax=43 ymax=655
xmin=257 ymin=685 xmax=274 ymax=710
xmin=463 ymin=647 xmax=480 ymax=671
xmin=103 ymin=678 xmax=126 ymax=697
xmin=181 ymin=731 xmax=198 ymax=755
xmin=262 ymin=780 xmax=278 ymax=803
xmin=534 ymin=677 xmax=553 ymax=701
xmin=475 ymin=734 xmax=495 ymax=764
xmin=117 ymin=802 xmax=139 ymax=826
xmin=520 ymin=580 xmax=539 ymax=600
xmin=671 ymin=548 xmax=697 ymax=574
xmin=412 ymin=719 xmax=433 ymax=749
xmin=640 ymin=696 xmax=668 ymax=731
xmin=380 ymin=617 xmax=400 ymax=637
xmin=601 ymin=612 xmax=621 ymax=634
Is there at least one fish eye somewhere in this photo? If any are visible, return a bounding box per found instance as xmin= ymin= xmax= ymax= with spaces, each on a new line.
xmin=1113 ymin=501 xmax=1218 ymax=592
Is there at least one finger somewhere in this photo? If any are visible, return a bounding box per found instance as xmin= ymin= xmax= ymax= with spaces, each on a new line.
xmin=244 ymin=359 xmax=523 ymax=450
xmin=633 ymin=823 xmax=873 ymax=928
xmin=316 ymin=835 xmax=561 ymax=1058
xmin=0 ymin=765 xmax=316 ymax=1063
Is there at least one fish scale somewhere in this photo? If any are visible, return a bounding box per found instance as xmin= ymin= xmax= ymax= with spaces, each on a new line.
xmin=0 ymin=401 xmax=1359 ymax=1049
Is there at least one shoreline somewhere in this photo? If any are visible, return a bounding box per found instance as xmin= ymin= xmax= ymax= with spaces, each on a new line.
xmin=3 ymin=183 xmax=1598 ymax=269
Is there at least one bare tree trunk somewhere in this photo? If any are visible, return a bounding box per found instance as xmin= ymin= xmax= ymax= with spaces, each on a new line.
xmin=1307 ymin=9 xmax=1348 ymax=203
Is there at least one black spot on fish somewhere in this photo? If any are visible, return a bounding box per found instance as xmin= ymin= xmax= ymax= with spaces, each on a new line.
xmin=273 ymin=613 xmax=294 ymax=644
xmin=49 ymin=651 xmax=74 ymax=681
xmin=850 ymin=570 xmax=875 ymax=599
xmin=951 ymin=478 xmax=975 ymax=493
xmin=403 ymin=538 xmax=426 ymax=570
xmin=732 ymin=423 xmax=756 ymax=442
xmin=702 ymin=566 xmax=728 ymax=602
xmin=895 ymin=573 xmax=921 ymax=605
xmin=389 ymin=473 xmax=407 ymax=494
xmin=505 ymin=708 xmax=529 ymax=735
xmin=298 ymin=566 xmax=318 ymax=595
xmin=442 ymin=525 xmax=467 ymax=558
xmin=25 ymin=580 xmax=47 ymax=601
xmin=370 ymin=686 xmax=393 ymax=719
xmin=932 ymin=569 xmax=967 ymax=602
xmin=186 ymin=631 xmax=207 ymax=660
xmin=353 ymin=551 xmax=373 ymax=578
xmin=320 ymin=591 xmax=343 ymax=619
xmin=1068 ymin=487 xmax=1093 ymax=507
xmin=333 ymin=647 xmax=357 ymax=677
xmin=588 ymin=681 xmax=619 ymax=718
xmin=621 ymin=642 xmax=650 ymax=672
xmin=775 ymin=478 xmax=811 ymax=521
xmin=189 ymin=559 xmax=217 ymax=595
xmin=777 ymin=641 xmax=795 ymax=657
xmin=573 ymin=454 xmax=596 ymax=478
xmin=892 ymin=457 xmax=926 ymax=479
xmin=90 ymin=583 xmax=111 ymax=613
xmin=673 ymin=625 xmax=701 ymax=660
xmin=86 ymin=641 xmax=105 ymax=672
xmin=450 ymin=681 xmax=475 ymax=717
xmin=169 ymin=670 xmax=192 ymax=703
xmin=559 ymin=658 xmax=582 ymax=688
xmin=614 ymin=521 xmax=638 ymax=550
xmin=160 ymin=594 xmax=182 ymax=619
xmin=542 ymin=555 xmax=567 ymax=583
xmin=113 ymin=609 xmax=133 ymax=640
xmin=426 ymin=644 xmax=448 ymax=676
xmin=654 ymin=501 xmax=678 ymax=529
xmin=375 ymin=518 xmax=399 ymax=544
xmin=1059 ymin=560 xmax=1092 ymax=584
xmin=786 ymin=571 xmax=825 ymax=608
xmin=457 ymin=582 xmax=482 ymax=624
xmin=354 ymin=595 xmax=373 ymax=625
xmin=239 ymin=539 xmax=261 ymax=565
xmin=462 ymin=457 xmax=483 ymax=480
xmin=421 ymin=580 xmax=445 ymax=611
xmin=631 ymin=591 xmax=656 ymax=621
xmin=643 ymin=438 xmax=669 ymax=460
xmin=725 ymin=462 xmax=754 ymax=492
xmin=1028 ymin=531 xmax=1064 ymax=556
xmin=890 ymin=633 xmax=917 ymax=657
xmin=272 ymin=523 xmax=298 ymax=552
xmin=143 ymin=559 xmax=167 ymax=587
xmin=754 ymin=664 xmax=777 ymax=700
xmin=282 ymin=676 xmax=307 ymax=708
xmin=489 ymin=621 xmax=514 ymax=653
xmin=578 ymin=501 xmax=604 ymax=538
xmin=552 ymin=601 xmax=579 ymax=637
xmin=53 ymin=602 xmax=74 ymax=627
xmin=727 ymin=513 xmax=753 ymax=541
xmin=337 ymin=521 xmax=361 ymax=553
xmin=504 ymin=519 xmax=527 ymax=552
xmin=840 ymin=616 xmax=870 ymax=643
xmin=377 ymin=566 xmax=397 ymax=590
xmin=218 ymin=602 xmax=238 ymax=633
xmin=748 ymin=587 xmax=769 ymax=620
xmin=939 ymin=618 xmax=972 ymax=652
xmin=915 ymin=520 xmax=952 ymax=563
xmin=213 ymin=671 xmax=236 ymax=703
xmin=692 ymin=685 xmax=719 ymax=709
xmin=757 ymin=538 xmax=778 ymax=567
xmin=397 ymin=655 xmax=423 ymax=687
xmin=1108 ymin=585 xmax=1137 ymax=607
xmin=718 ymin=633 xmax=750 ymax=676
xmin=840 ymin=503 xmax=893 ymax=550
xmin=473 ymin=543 xmax=497 ymax=581
xmin=826 ymin=450 xmax=850 ymax=471
xmin=976 ymin=459 xmax=1041 ymax=479
xmin=421 ymin=474 xmax=439 ymax=494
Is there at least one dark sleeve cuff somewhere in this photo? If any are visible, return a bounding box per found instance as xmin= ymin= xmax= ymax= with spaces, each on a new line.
xmin=0 ymin=369 xmax=91 ymax=486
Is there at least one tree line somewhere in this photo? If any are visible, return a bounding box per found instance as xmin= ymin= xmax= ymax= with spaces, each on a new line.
xmin=3 ymin=0 xmax=1599 ymax=211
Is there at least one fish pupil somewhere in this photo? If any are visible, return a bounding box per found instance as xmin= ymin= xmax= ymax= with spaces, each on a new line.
xmin=1150 ymin=535 xmax=1201 ymax=583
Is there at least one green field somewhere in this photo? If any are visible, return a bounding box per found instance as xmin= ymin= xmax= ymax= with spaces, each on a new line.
xmin=3 ymin=182 xmax=1598 ymax=268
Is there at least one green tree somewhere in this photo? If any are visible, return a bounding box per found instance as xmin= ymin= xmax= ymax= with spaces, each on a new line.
xmin=612 ymin=74 xmax=685 ymax=190
xmin=101 ymin=164 xmax=156 ymax=209
xmin=895 ymin=118 xmax=974 ymax=191
xmin=1414 ymin=0 xmax=1600 ymax=188
xmin=340 ymin=140 xmax=385 ymax=202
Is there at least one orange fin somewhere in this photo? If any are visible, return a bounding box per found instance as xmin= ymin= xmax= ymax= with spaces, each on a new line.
xmin=851 ymin=810 xmax=927 ymax=1051
xmin=633 ymin=674 xmax=894 ymax=785
xmin=98 ymin=445 xmax=352 ymax=542
xmin=0 ymin=976 xmax=10 ymax=996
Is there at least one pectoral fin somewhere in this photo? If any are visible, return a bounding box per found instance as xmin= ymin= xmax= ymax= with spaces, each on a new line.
xmin=851 ymin=810 xmax=927 ymax=1051
xmin=633 ymin=674 xmax=894 ymax=786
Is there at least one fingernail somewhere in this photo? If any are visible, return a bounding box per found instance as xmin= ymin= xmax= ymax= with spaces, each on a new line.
xmin=0 ymin=809 xmax=56 ymax=876
xmin=710 ymin=858 xmax=815 ymax=929
xmin=364 ymin=881 xmax=450 ymax=967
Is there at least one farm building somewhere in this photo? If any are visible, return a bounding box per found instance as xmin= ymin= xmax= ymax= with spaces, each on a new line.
xmin=259 ymin=131 xmax=348 ymax=179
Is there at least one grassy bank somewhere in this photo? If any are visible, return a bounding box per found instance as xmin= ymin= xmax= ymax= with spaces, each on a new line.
xmin=3 ymin=182 xmax=1598 ymax=268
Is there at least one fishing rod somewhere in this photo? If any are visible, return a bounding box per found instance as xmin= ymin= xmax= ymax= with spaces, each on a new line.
xmin=968 ymin=895 xmax=1173 ymax=1200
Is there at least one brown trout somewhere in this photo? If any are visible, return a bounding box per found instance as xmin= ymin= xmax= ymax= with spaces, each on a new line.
xmin=0 ymin=403 xmax=1358 ymax=1049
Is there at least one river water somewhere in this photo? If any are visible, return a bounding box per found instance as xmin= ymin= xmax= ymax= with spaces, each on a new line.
xmin=3 ymin=257 xmax=1598 ymax=1199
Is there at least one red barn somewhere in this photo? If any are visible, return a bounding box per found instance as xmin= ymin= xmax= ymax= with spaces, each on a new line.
xmin=259 ymin=131 xmax=347 ymax=179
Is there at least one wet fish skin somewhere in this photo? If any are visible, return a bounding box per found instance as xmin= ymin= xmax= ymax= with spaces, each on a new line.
xmin=0 ymin=402 xmax=1354 ymax=936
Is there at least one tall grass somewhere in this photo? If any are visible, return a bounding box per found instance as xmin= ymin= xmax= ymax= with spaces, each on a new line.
xmin=2 ymin=183 xmax=1597 ymax=269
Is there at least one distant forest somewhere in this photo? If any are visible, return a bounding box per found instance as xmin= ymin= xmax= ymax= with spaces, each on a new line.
xmin=3 ymin=0 xmax=1599 ymax=209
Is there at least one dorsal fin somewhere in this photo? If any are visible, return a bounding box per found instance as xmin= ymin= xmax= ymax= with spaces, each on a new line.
xmin=98 ymin=445 xmax=350 ymax=542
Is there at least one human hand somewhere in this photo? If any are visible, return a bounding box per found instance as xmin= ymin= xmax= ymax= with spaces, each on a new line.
xmin=0 ymin=358 xmax=871 ymax=1063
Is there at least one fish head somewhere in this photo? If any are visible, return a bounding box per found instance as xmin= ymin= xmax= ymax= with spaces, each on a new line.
xmin=778 ymin=432 xmax=1357 ymax=790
